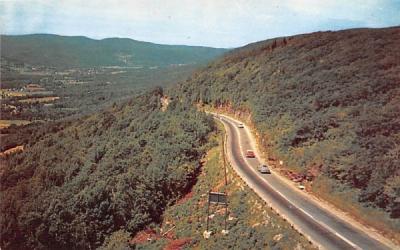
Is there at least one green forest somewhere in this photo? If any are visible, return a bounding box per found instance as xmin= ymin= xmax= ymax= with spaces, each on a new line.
xmin=174 ymin=27 xmax=400 ymax=218
xmin=0 ymin=88 xmax=215 ymax=249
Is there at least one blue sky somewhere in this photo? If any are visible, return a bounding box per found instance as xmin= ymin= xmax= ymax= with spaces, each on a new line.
xmin=1 ymin=0 xmax=399 ymax=48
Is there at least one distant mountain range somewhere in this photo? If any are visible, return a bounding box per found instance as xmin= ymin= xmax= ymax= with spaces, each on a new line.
xmin=0 ymin=34 xmax=228 ymax=68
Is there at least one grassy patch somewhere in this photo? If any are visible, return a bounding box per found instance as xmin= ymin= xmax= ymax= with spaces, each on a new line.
xmin=18 ymin=96 xmax=60 ymax=103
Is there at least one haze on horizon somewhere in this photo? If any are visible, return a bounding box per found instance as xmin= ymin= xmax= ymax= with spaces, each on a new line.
xmin=1 ymin=0 xmax=399 ymax=48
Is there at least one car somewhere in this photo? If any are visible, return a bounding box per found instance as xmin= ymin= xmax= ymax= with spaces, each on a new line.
xmin=245 ymin=150 xmax=255 ymax=158
xmin=237 ymin=123 xmax=244 ymax=128
xmin=258 ymin=164 xmax=271 ymax=174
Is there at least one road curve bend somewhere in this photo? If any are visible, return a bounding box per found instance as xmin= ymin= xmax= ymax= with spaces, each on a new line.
xmin=214 ymin=113 xmax=393 ymax=250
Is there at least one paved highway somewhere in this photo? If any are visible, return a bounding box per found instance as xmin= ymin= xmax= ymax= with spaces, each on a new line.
xmin=216 ymin=114 xmax=392 ymax=250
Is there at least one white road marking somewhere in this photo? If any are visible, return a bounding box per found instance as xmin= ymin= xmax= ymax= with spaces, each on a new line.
xmin=298 ymin=207 xmax=315 ymax=219
xmin=334 ymin=232 xmax=361 ymax=250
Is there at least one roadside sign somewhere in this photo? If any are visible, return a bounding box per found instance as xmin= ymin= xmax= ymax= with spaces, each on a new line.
xmin=209 ymin=192 xmax=227 ymax=205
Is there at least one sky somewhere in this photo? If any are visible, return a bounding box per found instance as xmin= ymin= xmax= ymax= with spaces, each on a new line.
xmin=1 ymin=0 xmax=399 ymax=48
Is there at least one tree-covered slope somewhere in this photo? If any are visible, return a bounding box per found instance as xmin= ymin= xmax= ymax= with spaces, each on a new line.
xmin=0 ymin=34 xmax=227 ymax=68
xmin=174 ymin=27 xmax=400 ymax=218
xmin=0 ymin=88 xmax=214 ymax=249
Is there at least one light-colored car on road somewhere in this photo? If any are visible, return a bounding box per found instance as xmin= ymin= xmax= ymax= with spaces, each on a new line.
xmin=237 ymin=123 xmax=244 ymax=128
xmin=258 ymin=164 xmax=271 ymax=174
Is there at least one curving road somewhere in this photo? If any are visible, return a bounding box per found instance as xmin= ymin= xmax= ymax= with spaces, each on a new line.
xmin=215 ymin=113 xmax=392 ymax=250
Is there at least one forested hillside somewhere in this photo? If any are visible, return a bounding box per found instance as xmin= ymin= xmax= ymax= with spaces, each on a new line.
xmin=0 ymin=88 xmax=214 ymax=249
xmin=174 ymin=27 xmax=400 ymax=218
xmin=1 ymin=34 xmax=227 ymax=68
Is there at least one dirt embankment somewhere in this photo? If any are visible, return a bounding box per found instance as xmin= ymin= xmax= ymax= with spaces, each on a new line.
xmin=0 ymin=145 xmax=24 ymax=158
xmin=160 ymin=95 xmax=170 ymax=112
